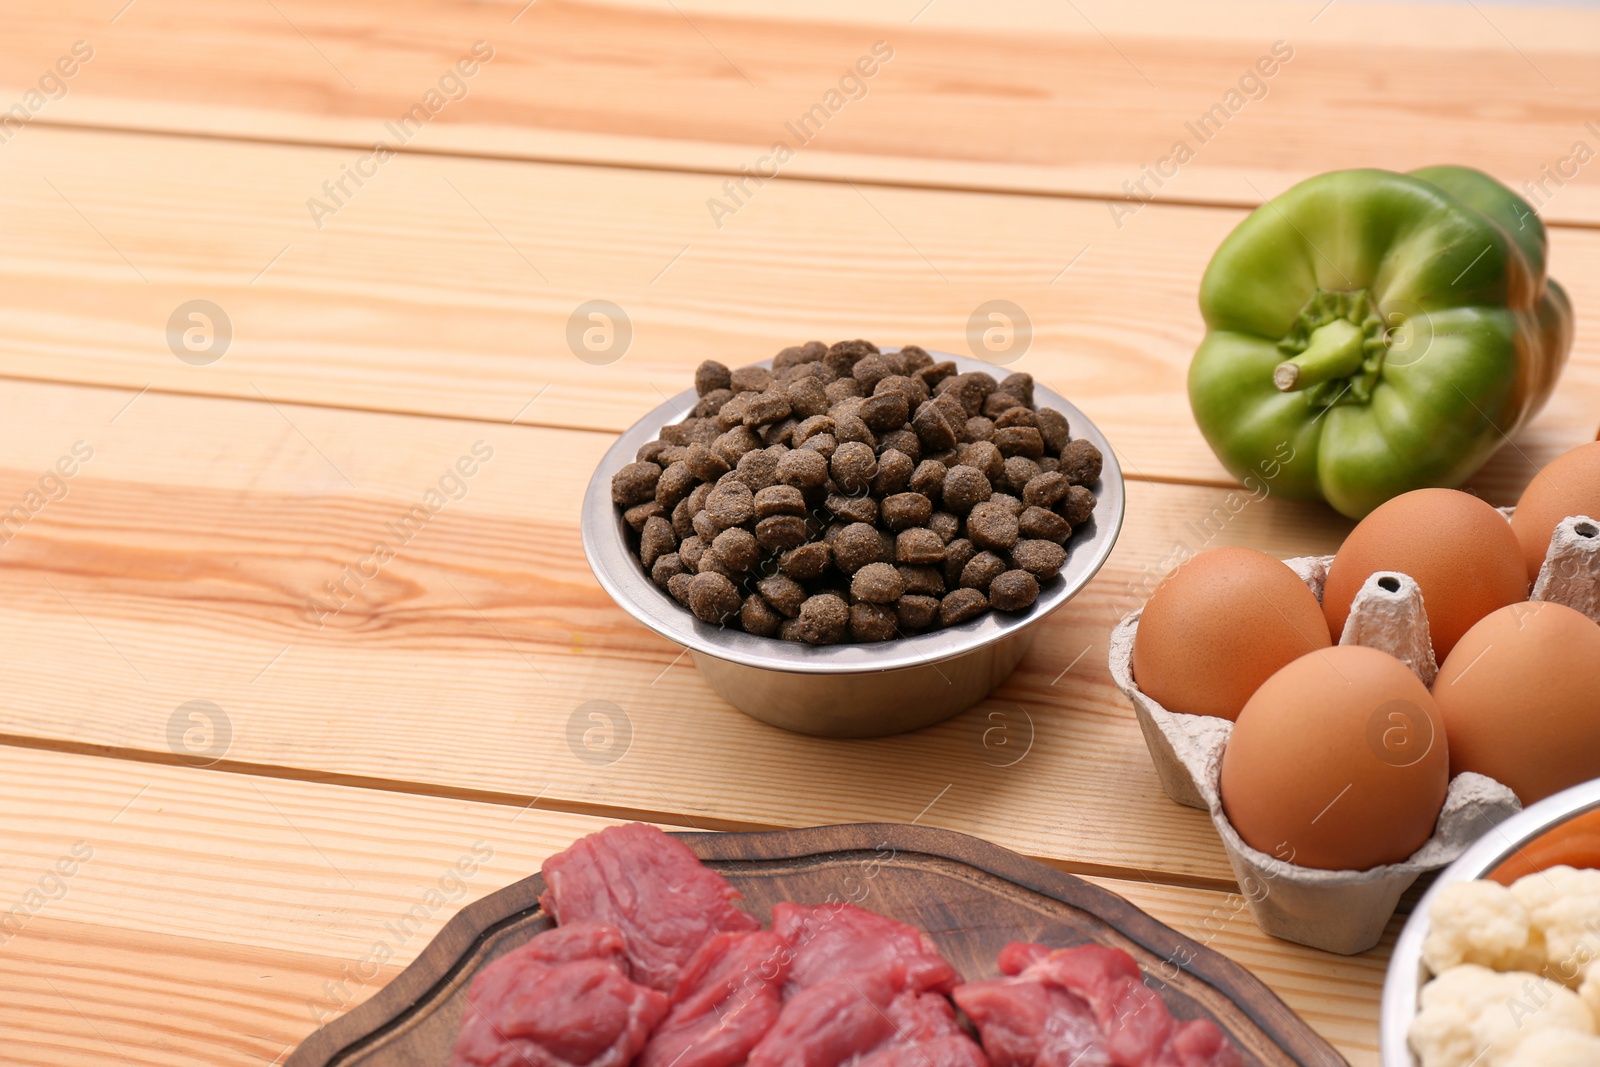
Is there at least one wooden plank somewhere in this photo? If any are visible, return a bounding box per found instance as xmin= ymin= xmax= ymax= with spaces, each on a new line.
xmin=3 ymin=0 xmax=1598 ymax=225
xmin=0 ymin=126 xmax=1595 ymax=495
xmin=0 ymin=377 xmax=1365 ymax=887
xmin=0 ymin=747 xmax=1385 ymax=1064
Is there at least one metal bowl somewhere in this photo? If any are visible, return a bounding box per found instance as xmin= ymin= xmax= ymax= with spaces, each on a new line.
xmin=1380 ymin=777 xmax=1600 ymax=1065
xmin=580 ymin=351 xmax=1125 ymax=737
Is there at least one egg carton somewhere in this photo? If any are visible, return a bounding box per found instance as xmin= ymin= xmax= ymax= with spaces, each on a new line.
xmin=1108 ymin=512 xmax=1599 ymax=955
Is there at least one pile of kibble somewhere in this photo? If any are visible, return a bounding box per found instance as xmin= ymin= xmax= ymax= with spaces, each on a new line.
xmin=610 ymin=340 xmax=1100 ymax=644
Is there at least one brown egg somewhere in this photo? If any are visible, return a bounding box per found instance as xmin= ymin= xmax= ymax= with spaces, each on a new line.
xmin=1324 ymin=489 xmax=1527 ymax=660
xmin=1433 ymin=600 xmax=1600 ymax=805
xmin=1220 ymin=646 xmax=1449 ymax=871
xmin=1132 ymin=547 xmax=1330 ymax=721
xmin=1511 ymin=441 xmax=1600 ymax=581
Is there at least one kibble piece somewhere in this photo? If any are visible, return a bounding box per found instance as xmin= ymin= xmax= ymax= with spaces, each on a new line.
xmin=831 ymin=522 xmax=882 ymax=574
xmin=623 ymin=500 xmax=665 ymax=533
xmin=968 ymin=501 xmax=1020 ymax=551
xmin=655 ymin=462 xmax=697 ymax=510
xmin=825 ymin=377 xmax=863 ymax=404
xmin=717 ymin=393 xmax=754 ymax=430
xmin=651 ymin=552 xmax=686 ymax=589
xmin=1012 ymin=539 xmax=1067 ymax=580
xmin=941 ymin=537 xmax=976 ymax=588
xmin=754 ymin=485 xmax=806 ymax=518
xmin=896 ymin=594 xmax=940 ymax=630
xmin=897 ymin=345 xmax=934 ymax=371
xmin=757 ymin=574 xmax=808 ymax=618
xmin=876 ymin=528 xmax=897 ymax=564
xmin=667 ymin=572 xmax=696 ymax=606
xmin=990 ymin=492 xmax=1025 ymax=517
xmin=896 ymin=528 xmax=945 ymax=564
xmin=795 ymin=593 xmax=850 ymax=645
xmin=684 ymin=443 xmax=730 ymax=482
xmin=982 ymin=391 xmax=1023 ymax=420
xmin=687 ymin=572 xmax=742 ymax=624
xmin=694 ymin=389 xmax=734 ymax=418
xmin=695 ymin=360 xmax=732 ymax=396
xmin=780 ymin=541 xmax=831 ymax=580
xmin=964 ymin=416 xmax=995 ymax=443
xmin=928 ymin=511 xmax=961 ymax=544
xmin=833 ymin=413 xmax=876 ymax=449
xmin=741 ymin=595 xmax=783 ymax=636
xmin=1037 ymin=407 xmax=1071 ymax=453
xmin=911 ymin=400 xmax=960 ymax=452
xmin=960 ymin=441 xmax=1004 ymax=482
xmin=774 ymin=447 xmax=829 ymax=491
xmin=729 ymin=365 xmax=772 ymax=394
xmin=1001 ymin=456 xmax=1042 ymax=495
xmin=877 ymin=429 xmax=921 ymax=464
xmin=1059 ymin=484 xmax=1097 ymax=527
xmin=852 ymin=354 xmax=895 ymax=392
xmin=826 ymin=493 xmax=878 ymax=525
xmin=988 ymin=569 xmax=1039 ymax=612
xmin=898 ymin=564 xmax=945 ymax=597
xmin=875 ymin=375 xmax=926 ymax=408
xmin=880 ymin=492 xmax=933 ymax=532
xmin=993 ymin=426 xmax=1045 ymax=458
xmin=611 ymin=461 xmax=662 ymax=506
xmin=791 ymin=415 xmax=836 ymax=447
xmin=868 ymin=449 xmax=913 ymax=496
xmin=712 ymin=527 xmax=761 ymax=572
xmin=1059 ymin=439 xmax=1103 ymax=486
xmin=915 ymin=360 xmax=957 ymax=389
xmin=705 ymin=481 xmax=755 ymax=528
xmin=678 ymin=534 xmax=707 ymax=570
xmin=1038 ymin=456 xmax=1061 ymax=474
xmin=940 ymin=588 xmax=989 ymax=626
xmin=761 ymin=419 xmax=797 ymax=450
xmin=712 ymin=426 xmax=762 ymax=467
xmin=640 ymin=516 xmax=678 ymax=570
xmin=1019 ymin=505 xmax=1072 ymax=543
xmin=830 ymin=441 xmax=879 ymax=494
xmin=860 ymin=391 xmax=910 ymax=432
xmin=909 ymin=460 xmax=947 ymax=500
xmin=740 ymin=447 xmax=788 ymax=492
xmin=995 ymin=405 xmax=1039 ymax=430
xmin=785 ymin=377 xmax=830 ymax=419
xmin=851 ymin=562 xmax=905 ymax=604
xmin=825 ymin=339 xmax=879 ymax=376
xmin=960 ymin=551 xmax=1007 ymax=592
xmin=1023 ymin=471 xmax=1071 ymax=509
xmin=743 ymin=390 xmax=792 ymax=427
xmin=942 ymin=465 xmax=993 ymax=514
xmin=849 ymin=602 xmax=898 ymax=642
xmin=692 ymin=508 xmax=721 ymax=542
xmin=755 ymin=515 xmax=809 ymax=552
xmin=999 ymin=372 xmax=1035 ymax=407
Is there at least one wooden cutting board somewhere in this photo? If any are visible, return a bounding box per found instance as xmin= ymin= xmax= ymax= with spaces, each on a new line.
xmin=285 ymin=824 xmax=1346 ymax=1067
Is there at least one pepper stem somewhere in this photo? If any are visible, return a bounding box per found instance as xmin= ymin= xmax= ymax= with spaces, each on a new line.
xmin=1273 ymin=318 xmax=1367 ymax=392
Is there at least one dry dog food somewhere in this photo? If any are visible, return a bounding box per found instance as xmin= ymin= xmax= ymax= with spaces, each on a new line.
xmin=611 ymin=341 xmax=1101 ymax=644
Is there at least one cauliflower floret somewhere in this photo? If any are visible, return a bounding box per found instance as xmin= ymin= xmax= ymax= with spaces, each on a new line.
xmin=1424 ymin=880 xmax=1546 ymax=975
xmin=1409 ymin=964 xmax=1595 ymax=1067
xmin=1582 ymin=960 xmax=1600 ymax=1025
xmin=1503 ymin=1028 xmax=1600 ymax=1067
xmin=1511 ymin=866 xmax=1600 ymax=988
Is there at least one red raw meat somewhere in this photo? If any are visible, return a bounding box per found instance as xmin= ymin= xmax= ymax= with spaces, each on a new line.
xmin=770 ymin=902 xmax=960 ymax=994
xmin=953 ymin=973 xmax=1107 ymax=1067
xmin=451 ymin=922 xmax=669 ymax=1067
xmin=748 ymin=964 xmax=986 ymax=1067
xmin=638 ymin=930 xmax=790 ymax=1067
xmin=957 ymin=943 xmax=1242 ymax=1067
xmin=540 ymin=823 xmax=759 ymax=992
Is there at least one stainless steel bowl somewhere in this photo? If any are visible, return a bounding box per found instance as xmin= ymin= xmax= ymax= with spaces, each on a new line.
xmin=580 ymin=351 xmax=1125 ymax=737
xmin=1380 ymin=777 xmax=1600 ymax=1065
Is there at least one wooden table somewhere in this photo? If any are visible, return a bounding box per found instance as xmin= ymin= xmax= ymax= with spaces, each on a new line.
xmin=1 ymin=2 xmax=1595 ymax=1062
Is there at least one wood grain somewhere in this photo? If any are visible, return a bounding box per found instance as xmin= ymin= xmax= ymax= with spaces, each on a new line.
xmin=0 ymin=126 xmax=1594 ymax=496
xmin=3 ymin=1 xmax=1598 ymax=223
xmin=0 ymin=377 xmax=1363 ymax=886
xmin=0 ymin=747 xmax=1387 ymax=1065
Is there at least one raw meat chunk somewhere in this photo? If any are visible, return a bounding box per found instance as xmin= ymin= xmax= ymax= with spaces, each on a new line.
xmin=770 ymin=901 xmax=960 ymax=994
xmin=953 ymin=973 xmax=1107 ymax=1067
xmin=540 ymin=822 xmax=759 ymax=991
xmin=451 ymin=923 xmax=669 ymax=1067
xmin=748 ymin=964 xmax=986 ymax=1067
xmin=638 ymin=930 xmax=790 ymax=1067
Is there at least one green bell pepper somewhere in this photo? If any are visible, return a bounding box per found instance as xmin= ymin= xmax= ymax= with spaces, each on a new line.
xmin=1188 ymin=165 xmax=1572 ymax=518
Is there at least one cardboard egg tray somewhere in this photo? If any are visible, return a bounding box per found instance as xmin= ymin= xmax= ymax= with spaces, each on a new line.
xmin=1108 ymin=511 xmax=1600 ymax=955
